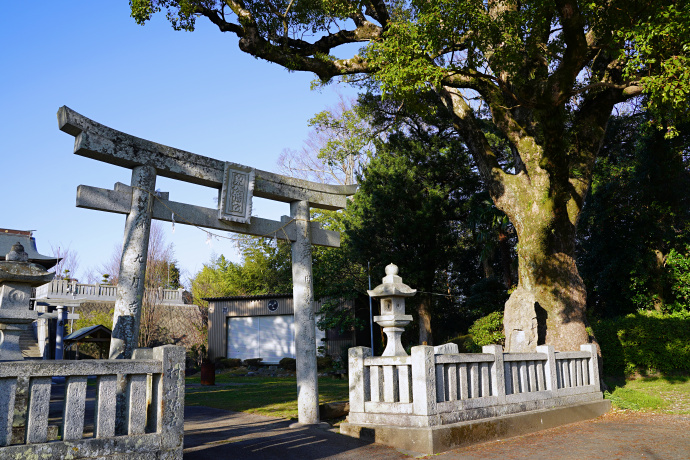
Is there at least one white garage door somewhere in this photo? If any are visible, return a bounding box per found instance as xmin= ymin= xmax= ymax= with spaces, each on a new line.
xmin=227 ymin=316 xmax=295 ymax=364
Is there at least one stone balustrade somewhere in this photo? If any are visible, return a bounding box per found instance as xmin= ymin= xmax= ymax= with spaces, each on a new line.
xmin=0 ymin=345 xmax=185 ymax=459
xmin=348 ymin=343 xmax=602 ymax=428
xmin=35 ymin=280 xmax=186 ymax=305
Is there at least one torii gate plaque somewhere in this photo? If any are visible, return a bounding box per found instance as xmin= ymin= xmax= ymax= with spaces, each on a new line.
xmin=57 ymin=106 xmax=356 ymax=425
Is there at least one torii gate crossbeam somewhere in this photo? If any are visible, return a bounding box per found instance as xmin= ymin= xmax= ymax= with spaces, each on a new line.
xmin=57 ymin=106 xmax=356 ymax=426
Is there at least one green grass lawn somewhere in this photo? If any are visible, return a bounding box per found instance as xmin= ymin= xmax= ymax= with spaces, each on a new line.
xmin=185 ymin=371 xmax=349 ymax=420
xmin=603 ymin=375 xmax=690 ymax=413
xmin=186 ymin=370 xmax=690 ymax=420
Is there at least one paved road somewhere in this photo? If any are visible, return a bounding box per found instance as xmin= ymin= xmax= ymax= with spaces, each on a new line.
xmin=183 ymin=406 xmax=690 ymax=459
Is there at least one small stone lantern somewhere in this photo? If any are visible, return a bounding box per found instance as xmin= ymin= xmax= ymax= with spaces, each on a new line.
xmin=0 ymin=242 xmax=55 ymax=360
xmin=368 ymin=264 xmax=416 ymax=356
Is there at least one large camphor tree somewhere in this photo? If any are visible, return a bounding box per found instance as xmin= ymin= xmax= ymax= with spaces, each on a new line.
xmin=130 ymin=0 xmax=690 ymax=352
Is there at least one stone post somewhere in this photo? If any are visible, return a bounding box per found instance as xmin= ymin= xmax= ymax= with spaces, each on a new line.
xmin=581 ymin=344 xmax=600 ymax=390
xmin=348 ymin=347 xmax=371 ymax=413
xmin=55 ymin=306 xmax=65 ymax=360
xmin=411 ymin=345 xmax=437 ymax=417
xmin=153 ymin=345 xmax=185 ymax=454
xmin=483 ymin=344 xmax=506 ymax=402
xmin=109 ymin=165 xmax=157 ymax=360
xmin=537 ymin=345 xmax=558 ymax=392
xmin=290 ymin=200 xmax=319 ymax=425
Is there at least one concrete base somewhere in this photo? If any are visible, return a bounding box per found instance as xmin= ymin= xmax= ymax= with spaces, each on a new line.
xmin=340 ymin=399 xmax=611 ymax=455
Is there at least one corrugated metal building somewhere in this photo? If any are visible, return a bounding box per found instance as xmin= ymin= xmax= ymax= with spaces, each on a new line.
xmin=207 ymin=294 xmax=359 ymax=364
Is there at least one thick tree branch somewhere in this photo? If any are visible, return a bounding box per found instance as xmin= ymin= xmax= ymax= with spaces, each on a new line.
xmin=567 ymin=88 xmax=622 ymax=224
xmin=548 ymin=1 xmax=589 ymax=105
xmin=364 ymin=0 xmax=389 ymax=27
xmin=437 ymin=86 xmax=514 ymax=209
xmin=204 ymin=1 xmax=378 ymax=81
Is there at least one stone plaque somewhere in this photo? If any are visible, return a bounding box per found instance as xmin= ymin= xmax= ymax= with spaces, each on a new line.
xmin=219 ymin=162 xmax=255 ymax=224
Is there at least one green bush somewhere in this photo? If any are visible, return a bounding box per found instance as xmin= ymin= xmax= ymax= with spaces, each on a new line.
xmin=467 ymin=311 xmax=505 ymax=352
xmin=447 ymin=334 xmax=476 ymax=352
xmin=243 ymin=358 xmax=263 ymax=368
xmin=593 ymin=310 xmax=690 ymax=377
xmin=317 ymin=356 xmax=333 ymax=371
xmin=215 ymin=358 xmax=242 ymax=370
xmin=279 ymin=357 xmax=296 ymax=371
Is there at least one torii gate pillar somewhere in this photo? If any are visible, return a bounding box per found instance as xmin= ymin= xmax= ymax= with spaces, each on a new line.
xmin=109 ymin=165 xmax=156 ymax=359
xmin=290 ymin=200 xmax=319 ymax=425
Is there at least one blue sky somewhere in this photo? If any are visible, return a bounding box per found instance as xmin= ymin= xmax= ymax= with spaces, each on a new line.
xmin=1 ymin=2 xmax=356 ymax=284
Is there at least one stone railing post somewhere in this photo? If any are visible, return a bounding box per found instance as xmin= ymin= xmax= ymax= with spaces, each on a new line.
xmin=153 ymin=345 xmax=185 ymax=455
xmin=411 ymin=345 xmax=437 ymax=416
xmin=483 ymin=345 xmax=506 ymax=402
xmin=536 ymin=345 xmax=558 ymax=392
xmin=580 ymin=344 xmax=600 ymax=390
xmin=348 ymin=347 xmax=371 ymax=413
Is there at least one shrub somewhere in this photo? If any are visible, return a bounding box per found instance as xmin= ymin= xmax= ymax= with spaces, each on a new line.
xmin=215 ymin=358 xmax=242 ymax=370
xmin=243 ymin=358 xmax=263 ymax=368
xmin=279 ymin=357 xmax=296 ymax=371
xmin=447 ymin=334 xmax=476 ymax=353
xmin=467 ymin=311 xmax=505 ymax=352
xmin=593 ymin=310 xmax=690 ymax=377
xmin=317 ymin=356 xmax=333 ymax=371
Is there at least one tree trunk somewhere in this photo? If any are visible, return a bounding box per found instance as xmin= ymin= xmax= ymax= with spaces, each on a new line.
xmin=498 ymin=230 xmax=513 ymax=288
xmin=418 ymin=292 xmax=433 ymax=345
xmin=503 ymin=201 xmax=589 ymax=352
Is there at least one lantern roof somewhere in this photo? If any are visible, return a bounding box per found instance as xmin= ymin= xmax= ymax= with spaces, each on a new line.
xmin=367 ymin=263 xmax=417 ymax=299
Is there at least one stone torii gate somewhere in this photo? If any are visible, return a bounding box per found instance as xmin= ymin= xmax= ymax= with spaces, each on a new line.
xmin=57 ymin=106 xmax=356 ymax=425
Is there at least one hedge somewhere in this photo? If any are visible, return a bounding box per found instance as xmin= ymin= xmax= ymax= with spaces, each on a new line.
xmin=593 ymin=310 xmax=690 ymax=377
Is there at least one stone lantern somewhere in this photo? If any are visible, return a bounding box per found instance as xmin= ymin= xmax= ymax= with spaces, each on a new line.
xmin=368 ymin=263 xmax=416 ymax=356
xmin=0 ymin=242 xmax=54 ymax=360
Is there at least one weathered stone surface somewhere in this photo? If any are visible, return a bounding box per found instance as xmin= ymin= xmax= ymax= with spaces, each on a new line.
xmin=62 ymin=376 xmax=87 ymax=441
xmin=290 ymin=200 xmax=319 ymax=425
xmin=110 ymin=165 xmax=156 ymax=360
xmin=370 ymin=264 xmax=415 ymax=357
xmin=219 ymin=162 xmax=255 ymax=224
xmin=58 ymin=106 xmax=356 ymax=210
xmin=0 ymin=378 xmax=16 ymax=446
xmin=0 ymin=345 xmax=185 ymax=459
xmin=95 ymin=375 xmax=117 ymax=438
xmin=0 ymin=243 xmax=53 ymax=360
xmin=503 ymin=287 xmax=539 ymax=352
xmin=26 ymin=377 xmax=51 ymax=443
xmin=76 ymin=184 xmax=341 ymax=247
xmin=341 ymin=399 xmax=612 ymax=455
xmin=433 ymin=343 xmax=459 ymax=355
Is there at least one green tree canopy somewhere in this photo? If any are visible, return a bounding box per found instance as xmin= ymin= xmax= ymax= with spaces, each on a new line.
xmin=578 ymin=114 xmax=690 ymax=317
xmin=132 ymin=0 xmax=690 ymax=351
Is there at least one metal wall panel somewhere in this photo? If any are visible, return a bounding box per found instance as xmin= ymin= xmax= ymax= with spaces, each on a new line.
xmin=207 ymin=295 xmax=356 ymax=361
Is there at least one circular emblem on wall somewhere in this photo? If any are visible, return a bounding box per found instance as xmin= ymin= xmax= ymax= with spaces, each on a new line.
xmin=267 ymin=299 xmax=279 ymax=312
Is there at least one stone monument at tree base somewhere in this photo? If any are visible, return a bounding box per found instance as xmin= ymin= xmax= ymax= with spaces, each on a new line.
xmin=341 ymin=265 xmax=611 ymax=455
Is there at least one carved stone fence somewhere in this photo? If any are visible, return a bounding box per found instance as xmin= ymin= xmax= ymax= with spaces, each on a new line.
xmin=35 ymin=280 xmax=187 ymax=305
xmin=348 ymin=344 xmax=602 ymax=427
xmin=0 ymin=345 xmax=185 ymax=459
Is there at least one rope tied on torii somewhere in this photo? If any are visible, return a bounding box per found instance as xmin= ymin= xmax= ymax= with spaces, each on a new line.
xmin=57 ymin=106 xmax=356 ymax=426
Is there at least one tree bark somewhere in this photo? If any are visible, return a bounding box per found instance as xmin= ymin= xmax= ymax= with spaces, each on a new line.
xmin=417 ymin=293 xmax=433 ymax=346
xmin=500 ymin=159 xmax=591 ymax=352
